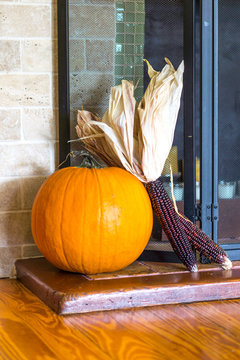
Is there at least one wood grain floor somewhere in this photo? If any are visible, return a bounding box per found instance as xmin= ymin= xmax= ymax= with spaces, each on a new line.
xmin=1 ymin=279 xmax=240 ymax=360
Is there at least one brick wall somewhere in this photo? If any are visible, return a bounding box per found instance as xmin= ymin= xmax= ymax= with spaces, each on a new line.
xmin=0 ymin=0 xmax=58 ymax=277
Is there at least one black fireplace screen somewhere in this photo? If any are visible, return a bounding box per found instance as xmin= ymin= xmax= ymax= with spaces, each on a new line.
xmin=57 ymin=0 xmax=240 ymax=262
xmin=217 ymin=0 xmax=240 ymax=256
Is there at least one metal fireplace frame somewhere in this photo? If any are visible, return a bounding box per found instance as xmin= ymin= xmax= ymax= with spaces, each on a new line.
xmin=57 ymin=0 xmax=240 ymax=261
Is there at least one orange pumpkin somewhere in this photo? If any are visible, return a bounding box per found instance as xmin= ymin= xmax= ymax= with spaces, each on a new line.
xmin=31 ymin=166 xmax=153 ymax=274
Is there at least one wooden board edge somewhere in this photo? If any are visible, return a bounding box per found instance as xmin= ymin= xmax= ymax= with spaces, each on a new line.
xmin=59 ymin=282 xmax=240 ymax=315
xmin=15 ymin=259 xmax=64 ymax=314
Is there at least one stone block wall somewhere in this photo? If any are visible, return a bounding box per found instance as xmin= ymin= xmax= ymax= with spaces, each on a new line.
xmin=0 ymin=0 xmax=58 ymax=277
xmin=0 ymin=0 xmax=146 ymax=277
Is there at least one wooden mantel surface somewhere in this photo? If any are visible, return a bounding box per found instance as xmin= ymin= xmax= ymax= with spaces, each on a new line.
xmin=1 ymin=278 xmax=240 ymax=360
xmin=15 ymin=257 xmax=240 ymax=314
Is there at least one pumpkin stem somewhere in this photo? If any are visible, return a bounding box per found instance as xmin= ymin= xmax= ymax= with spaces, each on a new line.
xmin=56 ymin=150 xmax=105 ymax=170
xmin=77 ymin=150 xmax=106 ymax=169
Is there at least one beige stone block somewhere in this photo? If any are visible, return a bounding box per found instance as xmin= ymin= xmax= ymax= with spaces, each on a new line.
xmin=85 ymin=0 xmax=115 ymax=4
xmin=0 ymin=40 xmax=20 ymax=72
xmin=22 ymin=40 xmax=57 ymax=73
xmin=21 ymin=176 xmax=47 ymax=210
xmin=22 ymin=108 xmax=57 ymax=141
xmin=86 ymin=40 xmax=114 ymax=72
xmin=0 ymin=143 xmax=51 ymax=176
xmin=52 ymin=2 xmax=58 ymax=40
xmin=22 ymin=244 xmax=42 ymax=258
xmin=0 ymin=109 xmax=21 ymax=141
xmin=20 ymin=0 xmax=56 ymax=3
xmin=0 ymin=5 xmax=50 ymax=38
xmin=69 ymin=5 xmax=115 ymax=38
xmin=0 ymin=74 xmax=50 ymax=106
xmin=69 ymin=0 xmax=84 ymax=4
xmin=70 ymin=72 xmax=113 ymax=109
xmin=69 ymin=40 xmax=85 ymax=72
xmin=0 ymin=246 xmax=22 ymax=278
xmin=0 ymin=178 xmax=21 ymax=211
xmin=0 ymin=211 xmax=33 ymax=247
xmin=52 ymin=74 xmax=58 ymax=108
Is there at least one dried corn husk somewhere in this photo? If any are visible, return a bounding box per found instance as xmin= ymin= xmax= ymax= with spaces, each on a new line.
xmin=75 ymin=59 xmax=232 ymax=272
xmin=76 ymin=58 xmax=184 ymax=182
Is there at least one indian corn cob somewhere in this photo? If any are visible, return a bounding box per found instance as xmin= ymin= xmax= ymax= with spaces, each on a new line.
xmin=179 ymin=213 xmax=232 ymax=269
xmin=146 ymin=180 xmax=198 ymax=272
xmin=75 ymin=58 xmax=232 ymax=272
xmin=146 ymin=178 xmax=231 ymax=270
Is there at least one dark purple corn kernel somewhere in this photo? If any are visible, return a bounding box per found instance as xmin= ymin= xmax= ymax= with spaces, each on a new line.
xmin=146 ymin=180 xmax=197 ymax=272
xmin=179 ymin=213 xmax=230 ymax=266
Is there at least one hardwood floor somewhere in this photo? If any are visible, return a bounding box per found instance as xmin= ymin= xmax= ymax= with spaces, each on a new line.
xmin=1 ymin=279 xmax=240 ymax=359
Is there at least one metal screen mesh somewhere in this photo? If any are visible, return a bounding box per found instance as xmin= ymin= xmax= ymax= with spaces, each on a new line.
xmin=68 ymin=0 xmax=184 ymax=259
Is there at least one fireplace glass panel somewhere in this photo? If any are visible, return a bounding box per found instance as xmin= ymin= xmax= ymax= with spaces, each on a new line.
xmin=218 ymin=0 xmax=240 ymax=246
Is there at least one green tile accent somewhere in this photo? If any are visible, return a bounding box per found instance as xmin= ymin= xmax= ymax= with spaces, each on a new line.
xmin=116 ymin=12 xmax=124 ymax=22
xmin=115 ymin=66 xmax=124 ymax=75
xmin=115 ymin=44 xmax=124 ymax=53
xmin=136 ymin=13 xmax=145 ymax=23
xmin=125 ymin=44 xmax=134 ymax=54
xmin=134 ymin=56 xmax=143 ymax=65
xmin=135 ymin=44 xmax=144 ymax=54
xmin=116 ymin=23 xmax=124 ymax=33
xmin=126 ymin=55 xmax=134 ymax=65
xmin=134 ymin=87 xmax=144 ymax=99
xmin=136 ymin=24 xmax=145 ymax=34
xmin=135 ymin=66 xmax=144 ymax=76
xmin=124 ymin=75 xmax=134 ymax=82
xmin=135 ymin=34 xmax=145 ymax=44
xmin=115 ymin=55 xmax=124 ymax=65
xmin=116 ymin=2 xmax=125 ymax=11
xmin=136 ymin=3 xmax=145 ymax=12
xmin=125 ymin=2 xmax=135 ymax=12
xmin=125 ymin=65 xmax=134 ymax=76
xmin=125 ymin=34 xmax=134 ymax=44
xmin=136 ymin=77 xmax=144 ymax=87
xmin=125 ymin=23 xmax=135 ymax=33
xmin=115 ymin=77 xmax=124 ymax=85
xmin=125 ymin=13 xmax=135 ymax=23
xmin=115 ymin=0 xmax=145 ymax=89
xmin=116 ymin=34 xmax=124 ymax=43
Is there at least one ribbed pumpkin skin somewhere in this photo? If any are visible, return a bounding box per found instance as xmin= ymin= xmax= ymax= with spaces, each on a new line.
xmin=31 ymin=167 xmax=153 ymax=274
